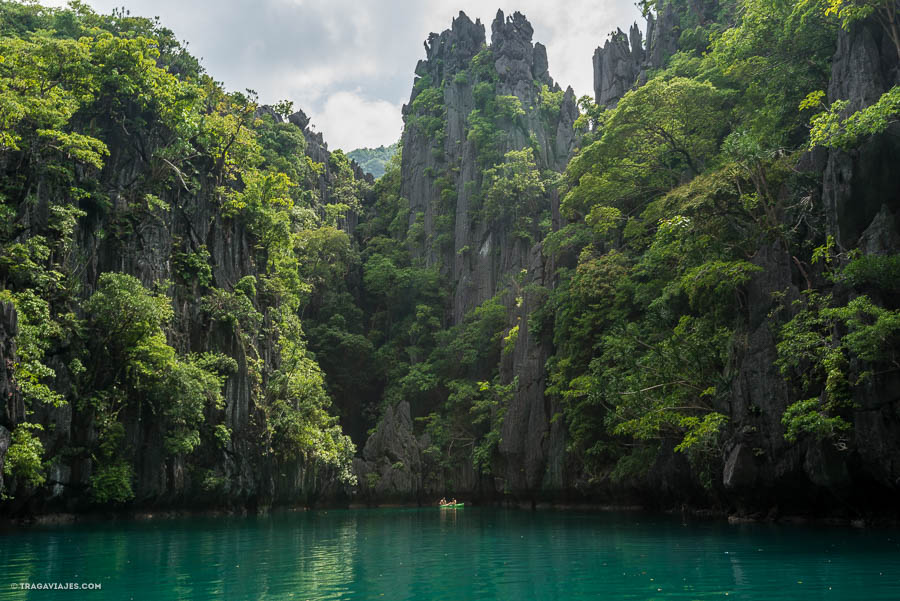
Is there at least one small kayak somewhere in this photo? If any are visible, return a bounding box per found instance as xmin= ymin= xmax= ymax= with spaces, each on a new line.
xmin=439 ymin=503 xmax=464 ymax=508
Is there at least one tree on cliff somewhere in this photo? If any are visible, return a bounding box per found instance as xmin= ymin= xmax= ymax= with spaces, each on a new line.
xmin=563 ymin=77 xmax=729 ymax=220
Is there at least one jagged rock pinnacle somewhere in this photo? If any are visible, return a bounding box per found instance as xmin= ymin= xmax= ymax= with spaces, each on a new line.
xmin=592 ymin=24 xmax=645 ymax=108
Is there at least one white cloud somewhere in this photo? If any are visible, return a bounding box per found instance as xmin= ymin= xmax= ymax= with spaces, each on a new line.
xmin=313 ymin=91 xmax=403 ymax=151
xmin=262 ymin=56 xmax=382 ymax=108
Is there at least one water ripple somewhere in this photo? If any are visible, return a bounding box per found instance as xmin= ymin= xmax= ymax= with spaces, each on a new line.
xmin=1 ymin=509 xmax=899 ymax=600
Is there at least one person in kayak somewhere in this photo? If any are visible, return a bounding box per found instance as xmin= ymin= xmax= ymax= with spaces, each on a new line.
xmin=439 ymin=497 xmax=447 ymax=506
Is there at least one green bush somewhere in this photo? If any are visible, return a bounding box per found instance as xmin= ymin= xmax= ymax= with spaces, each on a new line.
xmin=3 ymin=424 xmax=45 ymax=489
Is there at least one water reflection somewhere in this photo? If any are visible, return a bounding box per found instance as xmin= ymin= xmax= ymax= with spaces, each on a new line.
xmin=438 ymin=507 xmax=457 ymax=526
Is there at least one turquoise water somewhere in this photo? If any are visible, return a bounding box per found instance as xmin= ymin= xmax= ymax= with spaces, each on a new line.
xmin=1 ymin=508 xmax=899 ymax=600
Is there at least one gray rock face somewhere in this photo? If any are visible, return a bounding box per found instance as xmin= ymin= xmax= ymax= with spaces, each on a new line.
xmin=492 ymin=10 xmax=536 ymax=84
xmin=1 ymin=301 xmax=22 ymax=430
xmin=647 ymin=3 xmax=680 ymax=68
xmin=351 ymin=387 xmax=495 ymax=504
xmin=822 ymin=21 xmax=900 ymax=247
xmin=532 ymin=42 xmax=551 ymax=86
xmin=851 ymin=369 xmax=900 ymax=493
xmin=858 ymin=204 xmax=900 ymax=255
xmin=497 ymin=243 xmax=558 ymax=495
xmin=352 ymin=5 xmax=900 ymax=515
xmin=489 ymin=10 xmax=576 ymax=173
xmin=592 ymin=3 xmax=680 ymax=109
xmin=0 ymin=301 xmax=22 ymax=498
xmin=593 ymin=25 xmax=646 ymax=108
xmin=354 ymin=401 xmax=424 ymax=502
xmin=419 ymin=11 xmax=486 ymax=84
xmin=725 ymin=243 xmax=803 ymax=505
xmin=287 ymin=108 xmax=309 ymax=130
xmin=0 ymin=425 xmax=9 ymax=496
xmin=722 ymin=207 xmax=900 ymax=511
xmin=723 ymin=444 xmax=758 ymax=491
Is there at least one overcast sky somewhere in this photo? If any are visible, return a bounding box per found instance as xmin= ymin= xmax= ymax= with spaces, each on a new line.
xmin=42 ymin=0 xmax=642 ymax=151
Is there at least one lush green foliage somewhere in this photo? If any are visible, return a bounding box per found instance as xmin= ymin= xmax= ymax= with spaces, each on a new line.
xmin=345 ymin=0 xmax=892 ymax=492
xmin=2 ymin=423 xmax=45 ymax=491
xmin=482 ymin=148 xmax=547 ymax=241
xmin=776 ymin=291 xmax=900 ymax=443
xmin=805 ymin=86 xmax=900 ymax=149
xmin=2 ymin=0 xmax=898 ymax=507
xmin=541 ymin=0 xmax=888 ymax=487
xmin=347 ymin=142 xmax=399 ymax=179
xmin=820 ymin=0 xmax=900 ymax=60
xmin=408 ymin=76 xmax=446 ymax=143
xmin=563 ymin=77 xmax=729 ymax=219
xmin=81 ymin=273 xmax=232 ymax=500
xmin=0 ymin=0 xmax=358 ymax=501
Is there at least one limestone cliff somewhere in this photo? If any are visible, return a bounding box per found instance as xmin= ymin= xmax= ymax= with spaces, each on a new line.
xmin=359 ymin=4 xmax=900 ymax=517
xmin=400 ymin=10 xmax=576 ymax=323
xmin=588 ymin=2 xmax=900 ymax=515
xmin=591 ymin=2 xmax=681 ymax=108
xmin=720 ymin=18 xmax=900 ymax=515
xmin=5 ymin=1 xmax=899 ymax=520
xmin=0 ymin=96 xmax=369 ymax=516
xmin=353 ymin=10 xmax=578 ymax=503
xmin=0 ymin=302 xmax=22 ymax=495
xmin=593 ymin=24 xmax=647 ymax=109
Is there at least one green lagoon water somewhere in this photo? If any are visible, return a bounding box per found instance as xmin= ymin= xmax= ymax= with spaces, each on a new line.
xmin=1 ymin=507 xmax=899 ymax=600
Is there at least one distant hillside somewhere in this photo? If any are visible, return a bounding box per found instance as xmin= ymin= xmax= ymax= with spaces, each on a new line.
xmin=347 ymin=142 xmax=398 ymax=179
